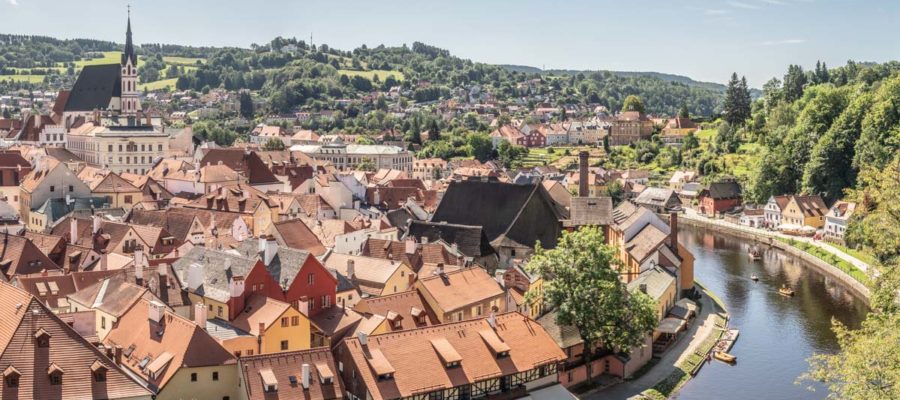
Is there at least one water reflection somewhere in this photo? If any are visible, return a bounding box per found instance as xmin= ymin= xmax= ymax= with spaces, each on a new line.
xmin=672 ymin=225 xmax=868 ymax=400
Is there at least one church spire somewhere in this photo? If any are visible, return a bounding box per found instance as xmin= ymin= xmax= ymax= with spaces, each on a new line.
xmin=122 ymin=5 xmax=137 ymax=66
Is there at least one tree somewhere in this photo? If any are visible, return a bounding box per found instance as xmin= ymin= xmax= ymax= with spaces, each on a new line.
xmin=723 ymin=73 xmax=751 ymax=125
xmin=262 ymin=138 xmax=286 ymax=151
xmin=239 ymin=92 xmax=255 ymax=120
xmin=622 ymin=95 xmax=645 ymax=114
xmin=784 ymin=64 xmax=808 ymax=103
xmin=466 ymin=133 xmax=493 ymax=162
xmin=678 ymin=103 xmax=690 ymax=119
xmin=428 ymin=119 xmax=441 ymax=142
xmin=356 ymin=157 xmax=376 ymax=172
xmin=526 ymin=226 xmax=657 ymax=386
xmin=682 ymin=131 xmax=699 ymax=150
xmin=496 ymin=140 xmax=528 ymax=168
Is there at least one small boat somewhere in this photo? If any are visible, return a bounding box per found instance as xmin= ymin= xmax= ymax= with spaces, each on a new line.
xmin=751 ymin=275 xmax=759 ymax=281
xmin=713 ymin=351 xmax=737 ymax=363
xmin=779 ymin=286 xmax=795 ymax=297
xmin=748 ymin=247 xmax=762 ymax=261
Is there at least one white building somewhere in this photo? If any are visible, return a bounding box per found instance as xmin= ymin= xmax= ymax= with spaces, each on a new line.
xmin=290 ymin=138 xmax=414 ymax=172
xmin=66 ymin=121 xmax=169 ymax=175
xmin=824 ymin=201 xmax=856 ymax=244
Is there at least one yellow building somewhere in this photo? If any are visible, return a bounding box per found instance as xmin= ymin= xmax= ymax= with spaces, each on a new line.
xmin=782 ymin=195 xmax=828 ymax=228
xmin=502 ymin=264 xmax=544 ymax=319
xmin=67 ymin=275 xmax=149 ymax=340
xmin=77 ymin=167 xmax=143 ymax=210
xmin=230 ymin=294 xmax=312 ymax=354
xmin=323 ymin=253 xmax=415 ymax=297
xmin=104 ymin=299 xmax=240 ymax=400
xmin=416 ymin=267 xmax=506 ymax=323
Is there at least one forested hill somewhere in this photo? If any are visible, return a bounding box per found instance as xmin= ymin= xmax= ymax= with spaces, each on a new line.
xmin=0 ymin=34 xmax=724 ymax=117
xmin=499 ymin=64 xmax=755 ymax=95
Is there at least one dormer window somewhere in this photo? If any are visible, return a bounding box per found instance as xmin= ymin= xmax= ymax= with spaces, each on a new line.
xmin=91 ymin=360 xmax=107 ymax=382
xmin=47 ymin=363 xmax=64 ymax=385
xmin=3 ymin=366 xmax=20 ymax=388
xmin=34 ymin=328 xmax=51 ymax=348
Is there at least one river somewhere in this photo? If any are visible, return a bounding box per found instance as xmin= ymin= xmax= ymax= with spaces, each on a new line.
xmin=671 ymin=225 xmax=869 ymax=400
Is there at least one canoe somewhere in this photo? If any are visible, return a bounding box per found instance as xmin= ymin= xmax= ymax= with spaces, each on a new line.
xmin=714 ymin=351 xmax=737 ymax=363
xmin=779 ymin=287 xmax=795 ymax=297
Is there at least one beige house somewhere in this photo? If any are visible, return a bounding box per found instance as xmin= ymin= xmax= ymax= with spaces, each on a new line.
xmin=66 ymin=121 xmax=170 ymax=175
xmin=77 ymin=167 xmax=142 ymax=210
xmin=322 ymin=252 xmax=415 ymax=297
xmin=782 ymin=195 xmax=828 ymax=228
xmin=415 ymin=267 xmax=505 ymax=323
xmin=19 ymin=157 xmax=91 ymax=230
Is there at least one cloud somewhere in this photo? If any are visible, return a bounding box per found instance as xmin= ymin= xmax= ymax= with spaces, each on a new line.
xmin=704 ymin=9 xmax=729 ymax=15
xmin=761 ymin=0 xmax=787 ymax=4
xmin=728 ymin=1 xmax=760 ymax=9
xmin=760 ymin=39 xmax=807 ymax=46
xmin=8 ymin=0 xmax=19 ymax=5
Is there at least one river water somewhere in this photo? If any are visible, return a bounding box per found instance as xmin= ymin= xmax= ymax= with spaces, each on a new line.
xmin=671 ymin=225 xmax=869 ymax=400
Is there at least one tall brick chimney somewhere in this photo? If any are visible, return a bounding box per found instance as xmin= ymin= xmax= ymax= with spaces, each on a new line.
xmin=578 ymin=151 xmax=589 ymax=197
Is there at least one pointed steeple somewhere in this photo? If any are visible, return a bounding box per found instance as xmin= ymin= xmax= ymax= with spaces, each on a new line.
xmin=122 ymin=5 xmax=137 ymax=66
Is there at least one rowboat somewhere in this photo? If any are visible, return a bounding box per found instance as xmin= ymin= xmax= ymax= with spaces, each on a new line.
xmin=714 ymin=351 xmax=737 ymax=363
xmin=748 ymin=247 xmax=762 ymax=261
xmin=779 ymin=286 xmax=795 ymax=297
xmin=751 ymin=275 xmax=759 ymax=281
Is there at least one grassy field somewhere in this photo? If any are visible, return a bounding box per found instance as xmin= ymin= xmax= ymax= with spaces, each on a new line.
xmin=823 ymin=243 xmax=878 ymax=266
xmin=0 ymin=75 xmax=48 ymax=83
xmin=73 ymin=51 xmax=122 ymax=68
xmin=338 ymin=69 xmax=405 ymax=81
xmin=138 ymin=78 xmax=179 ymax=91
xmin=162 ymin=56 xmax=205 ymax=66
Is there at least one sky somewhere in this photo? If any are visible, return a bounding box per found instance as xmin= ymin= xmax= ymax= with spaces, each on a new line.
xmin=2 ymin=0 xmax=898 ymax=87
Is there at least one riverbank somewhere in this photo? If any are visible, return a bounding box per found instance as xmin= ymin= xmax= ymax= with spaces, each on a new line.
xmin=583 ymin=283 xmax=728 ymax=400
xmin=678 ymin=212 xmax=871 ymax=302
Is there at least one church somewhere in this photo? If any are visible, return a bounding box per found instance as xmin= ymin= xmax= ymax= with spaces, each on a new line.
xmin=57 ymin=11 xmax=142 ymax=127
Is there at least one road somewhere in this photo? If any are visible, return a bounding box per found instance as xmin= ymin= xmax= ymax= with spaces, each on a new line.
xmin=581 ymin=288 xmax=722 ymax=400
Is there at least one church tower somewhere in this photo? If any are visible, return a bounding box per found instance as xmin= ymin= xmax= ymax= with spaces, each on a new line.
xmin=120 ymin=7 xmax=139 ymax=119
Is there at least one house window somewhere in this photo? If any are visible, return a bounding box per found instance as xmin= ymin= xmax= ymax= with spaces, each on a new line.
xmin=50 ymin=374 xmax=62 ymax=385
xmin=93 ymin=371 xmax=106 ymax=382
xmin=50 ymin=185 xmax=55 ymax=192
xmin=5 ymin=375 xmax=18 ymax=388
xmin=217 ymin=306 xmax=223 ymax=317
xmin=212 ymin=371 xmax=219 ymax=381
xmin=280 ymin=340 xmax=289 ymax=351
xmin=307 ymin=273 xmax=315 ymax=285
xmin=281 ymin=317 xmax=289 ymax=327
xmin=322 ymin=296 xmax=330 ymax=308
xmin=124 ymin=195 xmax=133 ymax=204
xmin=101 ymin=317 xmax=106 ymax=329
xmin=291 ymin=316 xmax=299 ymax=326
xmin=191 ymin=373 xmax=197 ymax=382
xmin=68 ymin=185 xmax=73 ymax=192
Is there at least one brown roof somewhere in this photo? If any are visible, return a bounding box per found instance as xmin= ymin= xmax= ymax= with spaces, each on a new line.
xmin=0 ymin=234 xmax=63 ymax=278
xmin=77 ymin=167 xmax=140 ymax=193
xmin=352 ymin=290 xmax=438 ymax=331
xmin=0 ymin=282 xmax=152 ymax=399
xmin=792 ymin=195 xmax=828 ymax=217
xmin=489 ymin=125 xmax=525 ymax=140
xmin=239 ymin=347 xmax=344 ymax=400
xmin=199 ymin=149 xmax=280 ymax=185
xmin=771 ymin=195 xmax=791 ymax=210
xmin=416 ymin=268 xmax=504 ymax=313
xmin=20 ymin=157 xmax=62 ymax=193
xmin=271 ymin=219 xmax=327 ymax=256
xmin=16 ymin=269 xmax=120 ymax=310
xmin=340 ymin=312 xmax=565 ymax=400
xmin=182 ymin=183 xmax=271 ymax=215
xmin=68 ymin=274 xmax=150 ymax=318
xmin=625 ymin=223 xmax=669 ymax=263
xmin=309 ymin=306 xmax=364 ymax=339
xmin=147 ymin=159 xmax=189 ymax=181
xmin=104 ymin=298 xmax=236 ymax=390
xmin=232 ymin=294 xmax=294 ymax=336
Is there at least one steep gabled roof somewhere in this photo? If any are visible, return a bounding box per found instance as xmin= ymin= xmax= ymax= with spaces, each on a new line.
xmin=406 ymin=221 xmax=496 ymax=259
xmin=239 ymin=347 xmax=344 ymax=400
xmin=0 ymin=282 xmax=152 ymax=399
xmin=64 ymin=64 xmax=122 ymax=112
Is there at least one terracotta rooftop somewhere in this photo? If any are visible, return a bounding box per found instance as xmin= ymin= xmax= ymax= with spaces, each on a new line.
xmin=239 ymin=347 xmax=344 ymax=400
xmin=353 ymin=290 xmax=439 ymax=332
xmin=416 ymin=267 xmax=504 ymax=313
xmin=340 ymin=312 xmax=565 ymax=400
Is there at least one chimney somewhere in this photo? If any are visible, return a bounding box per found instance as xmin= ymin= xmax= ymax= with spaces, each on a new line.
xmin=258 ymin=322 xmax=266 ymax=337
xmin=436 ymin=263 xmax=444 ymax=275
xmin=264 ymin=237 xmax=278 ymax=266
xmin=114 ymin=345 xmax=123 ymax=365
xmin=297 ymin=298 xmax=309 ymax=316
xmin=92 ymin=215 xmax=101 ymax=235
xmin=578 ymin=151 xmax=589 ymax=197
xmin=301 ymin=363 xmax=310 ymax=389
xmin=194 ymin=303 xmax=208 ymax=327
xmin=230 ymin=276 xmax=245 ymax=298
xmin=69 ymin=217 xmax=78 ymax=245
xmin=639 ymin=283 xmax=648 ymax=294
xmin=158 ymin=263 xmax=168 ymax=277
xmin=187 ymin=263 xmax=204 ymax=291
xmin=258 ymin=236 xmax=266 ymax=253
xmin=34 ymin=115 xmax=41 ymax=129
xmin=669 ymin=212 xmax=678 ymax=250
xmin=134 ymin=247 xmax=145 ymax=284
xmin=100 ymin=251 xmax=108 ymax=271
xmin=405 ymin=236 xmax=416 ymax=255
xmin=420 ymin=236 xmax=428 ymax=245
xmin=487 ymin=312 xmax=496 ymax=328
xmin=148 ymin=301 xmax=165 ymax=323
xmin=346 ymin=260 xmax=355 ymax=279
xmin=357 ymin=331 xmax=368 ymax=346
